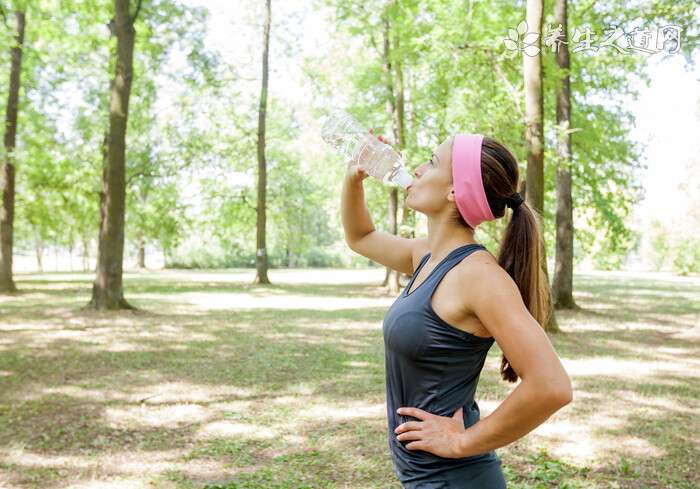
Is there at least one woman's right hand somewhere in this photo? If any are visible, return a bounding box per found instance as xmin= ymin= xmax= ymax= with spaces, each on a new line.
xmin=345 ymin=157 xmax=370 ymax=183
xmin=345 ymin=128 xmax=393 ymax=183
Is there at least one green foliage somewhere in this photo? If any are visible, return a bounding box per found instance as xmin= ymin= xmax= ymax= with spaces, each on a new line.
xmin=501 ymin=447 xmax=596 ymax=488
xmin=167 ymin=240 xmax=252 ymax=269
xmin=649 ymin=220 xmax=670 ymax=271
xmin=647 ymin=217 xmax=700 ymax=276
xmin=644 ymin=150 xmax=700 ymax=275
xmin=1 ymin=0 xmax=697 ymax=272
xmin=2 ymin=0 xmax=214 ymax=265
xmin=318 ymin=0 xmax=698 ymax=272
xmin=672 ymin=238 xmax=700 ymax=275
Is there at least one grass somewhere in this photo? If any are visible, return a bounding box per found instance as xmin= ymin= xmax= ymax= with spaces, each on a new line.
xmin=0 ymin=267 xmax=698 ymax=488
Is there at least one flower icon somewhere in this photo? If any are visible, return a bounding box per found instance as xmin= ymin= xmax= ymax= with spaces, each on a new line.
xmin=503 ymin=20 xmax=541 ymax=57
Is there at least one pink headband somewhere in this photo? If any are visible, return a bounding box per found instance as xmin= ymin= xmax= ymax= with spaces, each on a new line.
xmin=452 ymin=134 xmax=494 ymax=229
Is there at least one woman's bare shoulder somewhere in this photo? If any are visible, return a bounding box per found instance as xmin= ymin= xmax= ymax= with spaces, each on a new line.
xmin=458 ymin=247 xmax=507 ymax=280
xmin=411 ymin=237 xmax=431 ymax=271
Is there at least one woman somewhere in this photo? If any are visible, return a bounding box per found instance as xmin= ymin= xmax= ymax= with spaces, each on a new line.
xmin=340 ymin=131 xmax=573 ymax=488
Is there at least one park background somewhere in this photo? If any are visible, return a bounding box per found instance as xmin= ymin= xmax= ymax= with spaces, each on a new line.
xmin=0 ymin=0 xmax=698 ymax=488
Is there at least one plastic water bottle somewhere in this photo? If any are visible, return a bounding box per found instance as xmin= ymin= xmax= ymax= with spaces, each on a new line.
xmin=321 ymin=109 xmax=413 ymax=188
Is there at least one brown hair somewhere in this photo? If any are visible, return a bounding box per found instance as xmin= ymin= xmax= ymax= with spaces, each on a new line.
xmin=451 ymin=136 xmax=550 ymax=383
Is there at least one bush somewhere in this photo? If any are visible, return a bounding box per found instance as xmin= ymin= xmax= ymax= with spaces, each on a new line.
xmin=166 ymin=241 xmax=254 ymax=268
xmin=305 ymin=247 xmax=344 ymax=267
xmin=672 ymin=239 xmax=700 ymax=275
xmin=166 ymin=241 xmax=358 ymax=269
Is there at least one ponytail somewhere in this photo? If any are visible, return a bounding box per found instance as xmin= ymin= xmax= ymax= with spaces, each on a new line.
xmin=496 ymin=201 xmax=550 ymax=383
xmin=450 ymin=136 xmax=550 ymax=383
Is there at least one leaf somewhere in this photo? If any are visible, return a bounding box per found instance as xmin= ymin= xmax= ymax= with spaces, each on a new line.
xmin=523 ymin=32 xmax=540 ymax=45
xmin=524 ymin=44 xmax=541 ymax=57
xmin=503 ymin=39 xmax=519 ymax=51
xmin=517 ymin=20 xmax=528 ymax=35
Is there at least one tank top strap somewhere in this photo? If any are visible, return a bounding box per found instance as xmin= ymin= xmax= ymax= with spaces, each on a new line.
xmin=404 ymin=243 xmax=486 ymax=298
xmin=413 ymin=252 xmax=431 ymax=274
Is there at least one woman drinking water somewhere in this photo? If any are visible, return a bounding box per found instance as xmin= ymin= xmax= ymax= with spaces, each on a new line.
xmin=340 ymin=131 xmax=573 ymax=488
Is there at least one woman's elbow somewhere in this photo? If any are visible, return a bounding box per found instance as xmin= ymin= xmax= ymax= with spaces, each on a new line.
xmin=529 ymin=372 xmax=573 ymax=408
xmin=549 ymin=375 xmax=574 ymax=407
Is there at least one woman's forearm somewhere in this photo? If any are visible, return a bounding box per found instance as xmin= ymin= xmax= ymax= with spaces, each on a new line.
xmin=457 ymin=380 xmax=571 ymax=457
xmin=341 ymin=176 xmax=375 ymax=245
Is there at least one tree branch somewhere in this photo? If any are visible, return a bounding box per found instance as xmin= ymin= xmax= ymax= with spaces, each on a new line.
xmin=131 ymin=0 xmax=143 ymax=23
xmin=457 ymin=42 xmax=524 ymax=119
xmin=240 ymin=192 xmax=257 ymax=212
xmin=126 ymin=168 xmax=161 ymax=186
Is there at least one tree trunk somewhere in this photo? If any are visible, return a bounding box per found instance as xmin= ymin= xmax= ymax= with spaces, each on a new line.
xmin=137 ymin=234 xmax=146 ymax=269
xmin=94 ymin=135 xmax=108 ymax=275
xmin=386 ymin=188 xmax=399 ymax=293
xmin=36 ymin=236 xmax=44 ymax=273
xmin=552 ymin=0 xmax=577 ymax=309
xmin=393 ymin=36 xmax=411 ymax=291
xmin=523 ymin=0 xmax=558 ymax=331
xmin=0 ymin=10 xmax=25 ymax=294
xmin=82 ymin=237 xmax=90 ymax=271
xmin=88 ymin=0 xmax=138 ymax=310
xmin=380 ymin=8 xmax=402 ymax=295
xmin=404 ymin=66 xmax=417 ymax=245
xmin=254 ymin=0 xmax=271 ymax=285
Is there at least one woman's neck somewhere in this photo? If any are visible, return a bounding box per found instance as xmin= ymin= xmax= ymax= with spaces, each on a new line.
xmin=425 ymin=216 xmax=478 ymax=262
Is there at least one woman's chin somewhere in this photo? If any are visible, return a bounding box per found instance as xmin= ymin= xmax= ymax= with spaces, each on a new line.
xmin=406 ymin=193 xmax=423 ymax=212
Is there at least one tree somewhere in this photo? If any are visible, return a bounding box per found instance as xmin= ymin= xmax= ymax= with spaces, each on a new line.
xmin=88 ymin=0 xmax=141 ymax=309
xmin=324 ymin=0 xmax=418 ymax=290
xmin=254 ymin=0 xmax=272 ymax=284
xmin=0 ymin=7 xmax=25 ymax=293
xmin=523 ymin=0 xmax=558 ymax=331
xmin=551 ymin=0 xmax=577 ymax=309
xmin=316 ymin=0 xmax=695 ymax=283
xmin=379 ymin=1 xmax=406 ymax=295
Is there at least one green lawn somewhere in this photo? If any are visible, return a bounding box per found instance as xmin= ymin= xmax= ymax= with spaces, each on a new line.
xmin=0 ymin=268 xmax=698 ymax=488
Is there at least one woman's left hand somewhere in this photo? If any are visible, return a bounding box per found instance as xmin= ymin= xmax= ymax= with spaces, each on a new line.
xmin=395 ymin=406 xmax=466 ymax=459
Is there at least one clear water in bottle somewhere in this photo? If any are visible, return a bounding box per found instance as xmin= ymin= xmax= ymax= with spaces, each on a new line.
xmin=320 ymin=109 xmax=413 ymax=188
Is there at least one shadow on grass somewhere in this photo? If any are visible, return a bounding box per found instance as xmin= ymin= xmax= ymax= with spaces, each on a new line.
xmin=0 ymin=270 xmax=698 ymax=488
xmin=11 ymin=275 xmax=399 ymax=299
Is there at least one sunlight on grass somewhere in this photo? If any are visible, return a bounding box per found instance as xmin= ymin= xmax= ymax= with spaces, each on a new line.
xmin=564 ymin=357 xmax=695 ymax=377
xmin=196 ymin=422 xmax=278 ymax=440
xmin=0 ymin=269 xmax=698 ymax=488
xmin=21 ymin=382 xmax=259 ymax=404
xmin=177 ymin=291 xmax=396 ymax=311
xmin=104 ymin=404 xmax=212 ymax=429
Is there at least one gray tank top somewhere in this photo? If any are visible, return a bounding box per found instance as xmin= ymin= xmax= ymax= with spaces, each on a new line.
xmin=382 ymin=243 xmax=501 ymax=484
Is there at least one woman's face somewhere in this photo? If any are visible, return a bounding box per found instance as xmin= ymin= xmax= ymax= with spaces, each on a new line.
xmin=406 ymin=136 xmax=456 ymax=214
